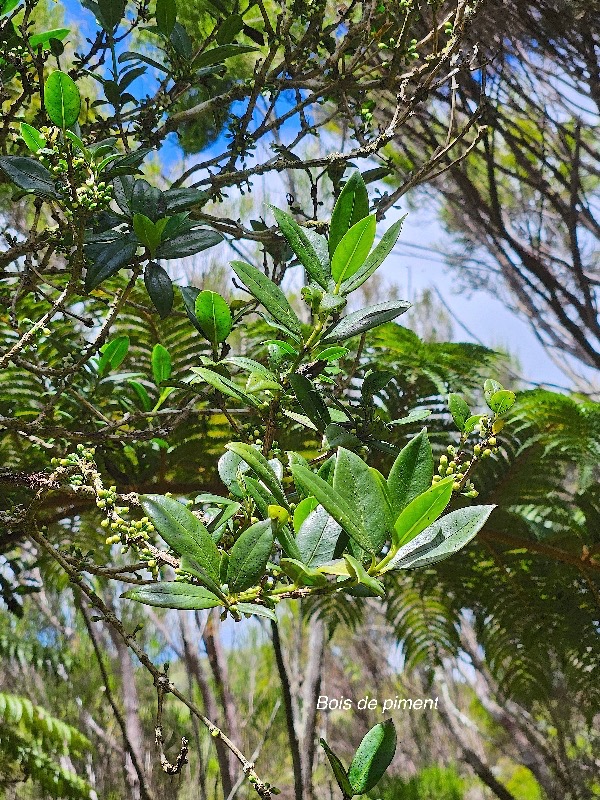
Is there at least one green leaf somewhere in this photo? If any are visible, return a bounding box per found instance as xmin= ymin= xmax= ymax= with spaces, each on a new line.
xmin=84 ymin=234 xmax=137 ymax=290
xmin=0 ymin=156 xmax=59 ymax=198
xmin=29 ymin=27 xmax=70 ymax=49
xmin=361 ymin=369 xmax=394 ymax=400
xmin=216 ymin=12 xmax=243 ymax=43
xmin=348 ymin=720 xmax=397 ymax=794
xmin=448 ymin=393 xmax=471 ymax=432
xmin=128 ymin=380 xmax=152 ymax=411
xmin=393 ymin=478 xmax=454 ymax=549
xmin=20 ymin=122 xmax=45 ymax=152
xmin=270 ymin=206 xmax=330 ymax=288
xmin=156 ymin=0 xmax=177 ymax=36
xmin=489 ymin=389 xmax=516 ymax=414
xmin=151 ymin=343 xmax=171 ymax=385
xmin=343 ymin=554 xmax=385 ymax=598
xmin=339 ymin=216 xmax=405 ymax=294
xmin=333 ymin=447 xmax=390 ymax=553
xmin=122 ymin=583 xmax=221 ymax=610
xmin=292 ymin=496 xmax=319 ymax=532
xmin=226 ymin=520 xmax=274 ymax=592
xmin=179 ymin=556 xmax=224 ymax=598
xmin=96 ymin=0 xmax=125 ymax=29
xmin=235 ymin=602 xmax=277 ymax=621
xmin=140 ymin=494 xmax=220 ymax=581
xmin=44 ymin=71 xmax=80 ymax=128
xmin=388 ymin=408 xmax=431 ymax=426
xmin=289 ymin=373 xmax=331 ymax=432
xmin=296 ymin=504 xmax=342 ymax=567
xmin=320 ymin=301 xmax=410 ymax=345
xmin=225 ymin=442 xmax=288 ymax=508
xmin=156 ymin=228 xmax=223 ymax=259
xmin=170 ymin=21 xmax=192 ymax=57
xmin=329 ymin=171 xmax=369 ymax=257
xmin=163 ymin=187 xmax=209 ymax=213
xmin=192 ymin=367 xmax=261 ymax=408
xmin=291 ymin=464 xmax=379 ymax=554
xmin=225 ymin=357 xmax=278 ymax=381
xmin=320 ymin=739 xmax=354 ymax=798
xmin=280 ymin=558 xmax=328 ymax=587
xmin=231 ymin=260 xmax=302 ymax=337
xmin=97 ymin=335 xmax=129 ymax=376
xmin=331 ymin=215 xmax=376 ymax=286
xmin=192 ymin=44 xmax=258 ymax=70
xmin=463 ymin=414 xmax=483 ymax=435
xmin=316 ymin=346 xmax=349 ymax=361
xmin=386 ymin=505 xmax=495 ymax=571
xmin=144 ymin=262 xmax=173 ymax=319
xmin=133 ymin=213 xmax=167 ymax=256
xmin=483 ymin=378 xmax=504 ymax=405
xmin=387 ymin=430 xmax=433 ymax=517
xmin=194 ymin=290 xmax=232 ymax=346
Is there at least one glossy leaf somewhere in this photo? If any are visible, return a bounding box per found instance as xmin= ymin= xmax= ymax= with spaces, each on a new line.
xmin=296 ymin=504 xmax=342 ymax=568
xmin=194 ymin=290 xmax=232 ymax=346
xmin=97 ymin=335 xmax=129 ymax=376
xmin=331 ymin=215 xmax=376 ymax=285
xmin=489 ymin=389 xmax=516 ymax=414
xmin=385 ymin=505 xmax=495 ymax=571
xmin=387 ymin=430 xmax=433 ymax=517
xmin=225 ymin=442 xmax=288 ymax=508
xmin=329 ymin=171 xmax=369 ymax=256
xmin=122 ymin=583 xmax=221 ymax=610
xmin=348 ymin=720 xmax=397 ymax=794
xmin=484 ymin=378 xmax=504 ymax=405
xmin=141 ymin=494 xmax=220 ymax=581
xmin=320 ymin=739 xmax=354 ymax=797
xmin=320 ymin=300 xmax=410 ymax=345
xmin=144 ymin=262 xmax=173 ymax=319
xmin=343 ymin=554 xmax=385 ymax=598
xmin=448 ymin=393 xmax=471 ymax=432
xmin=231 ymin=260 xmax=302 ymax=337
xmin=133 ymin=213 xmax=167 ymax=255
xmin=156 ymin=227 xmax=222 ymax=259
xmin=293 ymin=496 xmax=319 ymax=532
xmin=393 ymin=477 xmax=454 ymax=548
xmin=271 ymin=206 xmax=330 ymax=288
xmin=291 ymin=464 xmax=378 ymax=554
xmin=84 ymin=234 xmax=137 ymax=290
xmin=280 ymin=558 xmax=328 ymax=587
xmin=29 ymin=27 xmax=70 ymax=49
xmin=339 ymin=216 xmax=405 ymax=294
xmin=44 ymin=71 xmax=80 ymax=127
xmin=192 ymin=367 xmax=261 ymax=408
xmin=333 ymin=447 xmax=390 ymax=553
xmin=289 ymin=373 xmax=331 ymax=431
xmin=226 ymin=520 xmax=274 ymax=592
xmin=0 ymin=156 xmax=58 ymax=198
xmin=20 ymin=123 xmax=45 ymax=152
xmin=151 ymin=343 xmax=171 ymax=385
xmin=192 ymin=44 xmax=258 ymax=70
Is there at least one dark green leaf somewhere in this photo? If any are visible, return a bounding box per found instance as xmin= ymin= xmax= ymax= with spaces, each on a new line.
xmin=192 ymin=43 xmax=258 ymax=70
xmin=216 ymin=12 xmax=243 ymax=43
xmin=333 ymin=447 xmax=390 ymax=553
xmin=331 ymin=215 xmax=376 ymax=286
xmin=387 ymin=429 xmax=433 ymax=517
xmin=448 ymin=393 xmax=471 ymax=432
xmin=340 ymin=216 xmax=405 ymax=295
xmin=44 ymin=71 xmax=80 ymax=127
xmin=320 ymin=739 xmax=354 ymax=798
xmin=84 ymin=234 xmax=137 ymax=290
xmin=170 ymin=22 xmax=192 ymax=57
xmin=118 ymin=51 xmax=169 ymax=73
xmin=103 ymin=149 xmax=152 ymax=179
xmin=348 ymin=720 xmax=397 ymax=794
xmin=270 ymin=206 xmax=330 ymax=288
xmin=144 ymin=262 xmax=173 ymax=318
xmin=156 ymin=227 xmax=223 ymax=259
xmin=156 ymin=0 xmax=177 ymax=36
xmin=329 ymin=171 xmax=369 ymax=256
xmin=289 ymin=373 xmax=331 ymax=431
xmin=163 ymin=187 xmax=209 ymax=213
xmin=226 ymin=520 xmax=274 ymax=592
xmin=388 ymin=505 xmax=496 ymax=570
xmin=140 ymin=494 xmax=220 ymax=581
xmin=194 ymin=290 xmax=232 ymax=345
xmin=296 ymin=505 xmax=342 ymax=568
xmin=151 ymin=343 xmax=171 ymax=385
xmin=291 ymin=464 xmax=378 ymax=554
xmin=361 ymin=369 xmax=395 ymax=400
xmin=231 ymin=260 xmax=302 ymax=336
xmin=179 ymin=555 xmax=224 ymax=598
xmin=122 ymin=582 xmax=221 ymax=610
xmin=320 ymin=301 xmax=410 ymax=345
xmin=0 ymin=156 xmax=59 ymax=198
